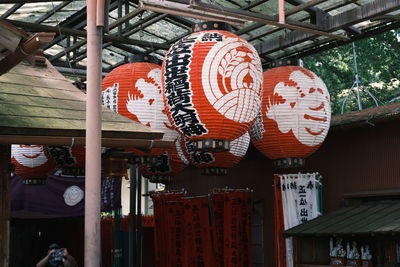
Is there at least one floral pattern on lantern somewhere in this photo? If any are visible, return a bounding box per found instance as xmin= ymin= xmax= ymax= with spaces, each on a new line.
xmin=11 ymin=144 xmax=56 ymax=184
xmin=162 ymin=23 xmax=262 ymax=151
xmin=180 ymin=132 xmax=250 ymax=175
xmin=250 ymin=66 xmax=331 ymax=168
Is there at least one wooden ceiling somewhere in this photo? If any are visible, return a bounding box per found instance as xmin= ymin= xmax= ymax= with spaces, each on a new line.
xmin=0 ymin=0 xmax=399 ymax=82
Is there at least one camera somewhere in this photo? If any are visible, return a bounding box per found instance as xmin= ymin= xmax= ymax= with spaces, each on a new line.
xmin=49 ymin=249 xmax=65 ymax=266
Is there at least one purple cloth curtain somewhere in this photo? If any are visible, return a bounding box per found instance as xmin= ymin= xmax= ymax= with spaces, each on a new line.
xmin=11 ymin=174 xmax=121 ymax=218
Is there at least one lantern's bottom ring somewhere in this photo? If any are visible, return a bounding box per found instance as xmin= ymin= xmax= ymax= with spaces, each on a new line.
xmin=274 ymin=157 xmax=305 ymax=168
xmin=60 ymin=167 xmax=85 ymax=177
xmin=194 ymin=139 xmax=230 ymax=152
xmin=132 ymin=155 xmax=158 ymax=166
xmin=22 ymin=179 xmax=46 ymax=185
xmin=201 ymin=167 xmax=228 ymax=176
xmin=143 ymin=174 xmax=172 ymax=184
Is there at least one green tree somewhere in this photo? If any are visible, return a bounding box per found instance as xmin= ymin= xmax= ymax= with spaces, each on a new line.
xmin=302 ymin=29 xmax=400 ymax=115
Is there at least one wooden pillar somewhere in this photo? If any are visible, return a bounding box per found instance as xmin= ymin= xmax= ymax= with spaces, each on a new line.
xmin=0 ymin=144 xmax=11 ymax=267
xmin=293 ymin=236 xmax=299 ymax=267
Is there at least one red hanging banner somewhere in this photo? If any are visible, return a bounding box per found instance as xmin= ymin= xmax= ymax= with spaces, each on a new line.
xmin=211 ymin=192 xmax=225 ymax=267
xmin=167 ymin=200 xmax=185 ymax=267
xmin=152 ymin=189 xmax=253 ymax=267
xmin=183 ymin=197 xmax=215 ymax=267
xmin=152 ymin=192 xmax=185 ymax=267
xmin=223 ymin=191 xmax=241 ymax=267
xmin=240 ymin=191 xmax=253 ymax=267
xmin=274 ymin=175 xmax=286 ymax=267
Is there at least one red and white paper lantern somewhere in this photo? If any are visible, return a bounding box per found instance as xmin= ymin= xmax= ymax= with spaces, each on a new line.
xmin=102 ymin=54 xmax=178 ymax=142
xmin=47 ymin=146 xmax=86 ymax=176
xmin=180 ymin=132 xmax=250 ymax=175
xmin=102 ymin=55 xmax=179 ymax=158
xmin=139 ymin=138 xmax=188 ymax=184
xmin=162 ymin=22 xmax=263 ymax=152
xmin=250 ymin=65 xmax=331 ymax=168
xmin=11 ymin=144 xmax=56 ymax=184
xmin=102 ymin=55 xmax=186 ymax=182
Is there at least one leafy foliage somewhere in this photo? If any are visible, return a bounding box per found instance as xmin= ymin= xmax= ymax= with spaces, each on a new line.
xmin=302 ymin=29 xmax=400 ymax=115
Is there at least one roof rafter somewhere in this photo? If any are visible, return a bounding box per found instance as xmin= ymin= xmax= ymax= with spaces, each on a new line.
xmin=254 ymin=0 xmax=400 ymax=57
xmin=6 ymin=19 xmax=169 ymax=49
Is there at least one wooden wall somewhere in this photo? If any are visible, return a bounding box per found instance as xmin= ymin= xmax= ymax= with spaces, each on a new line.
xmin=0 ymin=144 xmax=10 ymax=267
xmin=170 ymin=118 xmax=400 ymax=267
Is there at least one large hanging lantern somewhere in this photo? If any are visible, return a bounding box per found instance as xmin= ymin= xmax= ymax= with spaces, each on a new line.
xmin=102 ymin=54 xmax=177 ymax=141
xmin=179 ymin=132 xmax=250 ymax=175
xmin=11 ymin=144 xmax=56 ymax=184
xmin=139 ymin=138 xmax=188 ymax=184
xmin=162 ymin=21 xmax=263 ymax=152
xmin=47 ymin=146 xmax=85 ymax=176
xmin=102 ymin=54 xmax=184 ymax=183
xmin=250 ymin=65 xmax=331 ymax=168
xmin=102 ymin=54 xmax=180 ymax=159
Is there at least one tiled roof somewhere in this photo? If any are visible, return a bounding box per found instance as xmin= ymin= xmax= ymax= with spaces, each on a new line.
xmin=0 ymin=59 xmax=167 ymax=147
xmin=331 ymin=102 xmax=400 ymax=128
xmin=284 ymin=200 xmax=400 ymax=236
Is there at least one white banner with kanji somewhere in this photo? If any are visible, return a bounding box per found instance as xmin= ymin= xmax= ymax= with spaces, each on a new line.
xmin=279 ymin=173 xmax=322 ymax=267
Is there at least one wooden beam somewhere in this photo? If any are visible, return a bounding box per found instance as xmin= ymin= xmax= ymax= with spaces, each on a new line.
xmin=36 ymin=1 xmax=72 ymax=24
xmin=284 ymin=0 xmax=330 ymax=17
xmin=107 ymin=7 xmax=143 ymax=30
xmin=141 ymin=0 xmax=246 ymax=26
xmin=0 ymin=135 xmax=173 ymax=149
xmin=0 ymin=144 xmax=11 ymax=267
xmin=49 ymin=12 xmax=166 ymax=63
xmin=0 ymin=19 xmax=27 ymax=52
xmin=190 ymin=0 xmax=348 ymax=40
xmin=280 ymin=20 xmax=400 ymax=63
xmin=61 ymin=13 xmax=169 ymax=66
xmin=235 ymin=0 xmax=357 ymax=36
xmin=255 ymin=0 xmax=400 ymax=56
xmin=325 ymin=0 xmax=400 ymax=30
xmin=0 ymin=3 xmax=23 ymax=19
xmin=5 ymin=19 xmax=170 ymax=50
xmin=0 ymin=32 xmax=55 ymax=75
xmin=0 ymin=0 xmax=55 ymax=2
xmin=368 ymin=14 xmax=400 ymax=21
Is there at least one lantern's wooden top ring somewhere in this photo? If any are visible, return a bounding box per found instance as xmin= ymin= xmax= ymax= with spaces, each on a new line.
xmin=192 ymin=21 xmax=232 ymax=33
xmin=22 ymin=179 xmax=46 ymax=185
xmin=131 ymin=155 xmax=159 ymax=166
xmin=201 ymin=167 xmax=228 ymax=176
xmin=127 ymin=54 xmax=160 ymax=65
xmin=145 ymin=175 xmax=172 ymax=184
xmin=273 ymin=157 xmax=305 ymax=169
xmin=269 ymin=57 xmax=301 ymax=69
xmin=60 ymin=167 xmax=85 ymax=177
xmin=193 ymin=139 xmax=230 ymax=152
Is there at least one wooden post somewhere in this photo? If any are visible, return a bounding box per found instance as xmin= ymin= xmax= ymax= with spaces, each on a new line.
xmin=278 ymin=0 xmax=285 ymax=24
xmin=293 ymin=236 xmax=299 ymax=267
xmin=0 ymin=144 xmax=11 ymax=267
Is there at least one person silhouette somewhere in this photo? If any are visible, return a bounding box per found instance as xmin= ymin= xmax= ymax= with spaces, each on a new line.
xmin=36 ymin=243 xmax=77 ymax=267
